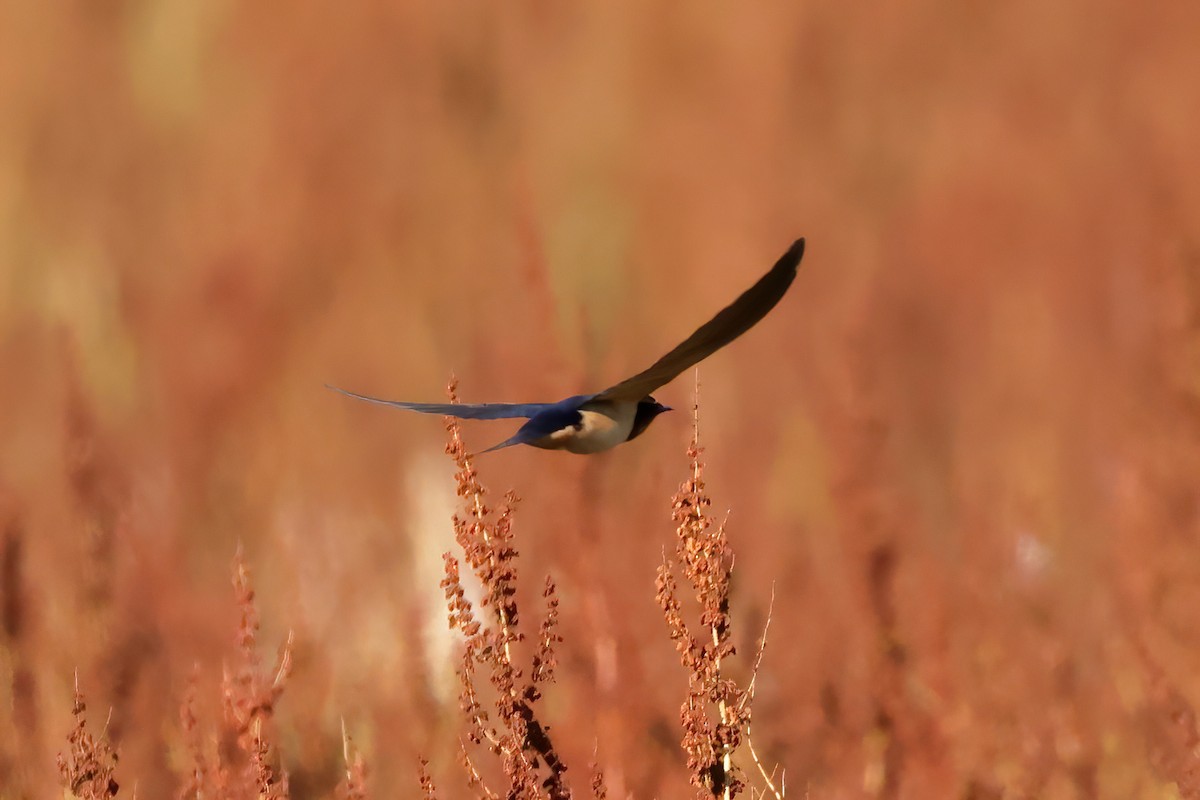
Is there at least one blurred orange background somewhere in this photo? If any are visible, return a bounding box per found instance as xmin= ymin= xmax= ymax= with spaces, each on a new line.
xmin=2 ymin=2 xmax=1200 ymax=798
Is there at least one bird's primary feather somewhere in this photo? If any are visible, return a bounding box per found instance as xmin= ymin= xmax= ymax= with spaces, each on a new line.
xmin=592 ymin=237 xmax=804 ymax=403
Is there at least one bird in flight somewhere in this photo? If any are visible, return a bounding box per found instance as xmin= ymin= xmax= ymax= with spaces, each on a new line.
xmin=330 ymin=238 xmax=805 ymax=454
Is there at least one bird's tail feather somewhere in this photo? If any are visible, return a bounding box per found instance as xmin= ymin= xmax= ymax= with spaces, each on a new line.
xmin=326 ymin=384 xmax=547 ymax=420
xmin=468 ymin=426 xmax=546 ymax=456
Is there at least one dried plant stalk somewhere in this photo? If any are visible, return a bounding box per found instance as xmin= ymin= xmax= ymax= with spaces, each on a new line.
xmin=175 ymin=667 xmax=207 ymax=800
xmin=656 ymin=383 xmax=754 ymax=799
xmin=417 ymin=756 xmax=440 ymax=800
xmin=57 ymin=675 xmax=120 ymax=800
xmin=432 ymin=378 xmax=572 ymax=799
xmin=215 ymin=549 xmax=295 ymax=799
xmin=335 ymin=719 xmax=370 ymax=800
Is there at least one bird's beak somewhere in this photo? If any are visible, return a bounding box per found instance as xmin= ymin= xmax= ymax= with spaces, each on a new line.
xmin=663 ymin=405 xmax=674 ymax=412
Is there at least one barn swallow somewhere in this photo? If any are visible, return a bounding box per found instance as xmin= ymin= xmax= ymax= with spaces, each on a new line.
xmin=330 ymin=238 xmax=804 ymax=454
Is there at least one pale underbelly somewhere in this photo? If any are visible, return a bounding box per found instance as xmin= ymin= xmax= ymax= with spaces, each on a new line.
xmin=533 ymin=405 xmax=636 ymax=454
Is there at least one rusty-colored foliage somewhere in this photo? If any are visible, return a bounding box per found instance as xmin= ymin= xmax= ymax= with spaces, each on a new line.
xmin=656 ymin=397 xmax=753 ymax=798
xmin=434 ymin=378 xmax=574 ymax=799
xmin=170 ymin=554 xmax=295 ymax=800
xmin=56 ymin=679 xmax=120 ymax=800
xmin=3 ymin=1 xmax=1200 ymax=798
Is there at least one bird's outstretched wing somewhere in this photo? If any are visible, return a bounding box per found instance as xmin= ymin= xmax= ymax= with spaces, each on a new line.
xmin=592 ymin=238 xmax=805 ymax=403
xmin=326 ymin=385 xmax=549 ymax=419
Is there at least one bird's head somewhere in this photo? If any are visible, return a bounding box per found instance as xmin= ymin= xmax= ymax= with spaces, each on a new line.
xmin=647 ymin=397 xmax=673 ymax=415
xmin=628 ymin=396 xmax=672 ymax=441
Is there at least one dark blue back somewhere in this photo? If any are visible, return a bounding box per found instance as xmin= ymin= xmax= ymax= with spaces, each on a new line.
xmin=513 ymin=394 xmax=592 ymax=441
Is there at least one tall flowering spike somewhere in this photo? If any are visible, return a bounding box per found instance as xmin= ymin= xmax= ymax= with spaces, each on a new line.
xmin=57 ymin=678 xmax=120 ymax=799
xmin=220 ymin=550 xmax=294 ymax=799
xmin=659 ymin=382 xmax=750 ymax=798
xmin=436 ymin=378 xmax=573 ymax=799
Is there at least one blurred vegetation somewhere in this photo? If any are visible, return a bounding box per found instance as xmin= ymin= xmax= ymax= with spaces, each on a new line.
xmin=2 ymin=1 xmax=1200 ymax=797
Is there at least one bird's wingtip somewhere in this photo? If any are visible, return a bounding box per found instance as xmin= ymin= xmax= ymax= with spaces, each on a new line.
xmin=771 ymin=237 xmax=806 ymax=276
